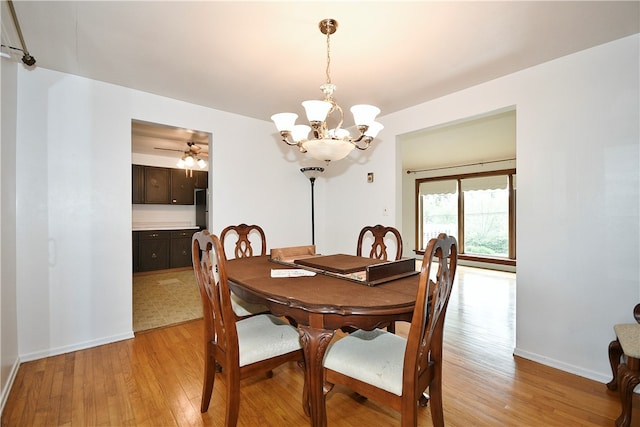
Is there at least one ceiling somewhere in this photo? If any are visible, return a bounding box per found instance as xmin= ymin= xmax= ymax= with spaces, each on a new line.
xmin=131 ymin=119 xmax=210 ymax=158
xmin=2 ymin=1 xmax=638 ymax=164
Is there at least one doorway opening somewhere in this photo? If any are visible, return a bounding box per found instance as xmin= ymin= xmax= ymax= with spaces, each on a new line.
xmin=130 ymin=119 xmax=210 ymax=332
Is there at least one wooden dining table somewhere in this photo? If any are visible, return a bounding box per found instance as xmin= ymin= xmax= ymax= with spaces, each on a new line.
xmin=225 ymin=255 xmax=420 ymax=427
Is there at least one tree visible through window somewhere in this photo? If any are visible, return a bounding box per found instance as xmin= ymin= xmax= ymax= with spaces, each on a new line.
xmin=463 ymin=187 xmax=508 ymax=257
xmin=419 ymin=180 xmax=457 ymax=247
xmin=416 ymin=170 xmax=515 ymax=263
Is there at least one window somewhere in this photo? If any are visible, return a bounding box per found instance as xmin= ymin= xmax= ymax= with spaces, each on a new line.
xmin=418 ymin=180 xmax=458 ymax=245
xmin=462 ymin=176 xmax=509 ymax=257
xmin=415 ymin=170 xmax=516 ymax=265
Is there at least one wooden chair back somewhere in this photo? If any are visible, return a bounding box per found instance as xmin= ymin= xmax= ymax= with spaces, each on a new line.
xmin=324 ymin=233 xmax=457 ymax=427
xmin=220 ymin=223 xmax=267 ymax=259
xmin=193 ymin=231 xmax=239 ymax=372
xmin=403 ymin=233 xmax=457 ymax=424
xmin=357 ymin=224 xmax=403 ymax=261
xmin=192 ymin=230 xmax=303 ymax=425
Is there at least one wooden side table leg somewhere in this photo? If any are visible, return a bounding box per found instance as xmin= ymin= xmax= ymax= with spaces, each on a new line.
xmin=616 ymin=359 xmax=640 ymax=427
xmin=608 ymin=339 xmax=623 ymax=390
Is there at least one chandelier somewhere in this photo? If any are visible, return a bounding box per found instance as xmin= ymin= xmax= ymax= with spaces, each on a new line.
xmin=271 ymin=18 xmax=383 ymax=163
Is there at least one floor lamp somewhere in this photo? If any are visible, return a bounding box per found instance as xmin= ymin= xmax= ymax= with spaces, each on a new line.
xmin=301 ymin=167 xmax=324 ymax=245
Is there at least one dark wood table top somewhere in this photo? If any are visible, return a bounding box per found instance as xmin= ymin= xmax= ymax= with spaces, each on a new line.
xmin=226 ymin=254 xmax=421 ymax=427
xmin=226 ymin=255 xmax=420 ymax=328
xmin=293 ymin=253 xmax=384 ymax=274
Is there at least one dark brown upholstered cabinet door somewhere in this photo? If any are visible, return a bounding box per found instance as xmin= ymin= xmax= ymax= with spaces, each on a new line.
xmin=144 ymin=167 xmax=171 ymax=204
xmin=170 ymin=169 xmax=195 ymax=205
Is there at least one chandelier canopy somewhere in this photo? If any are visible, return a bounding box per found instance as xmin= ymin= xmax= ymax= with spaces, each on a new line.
xmin=271 ymin=18 xmax=383 ymax=163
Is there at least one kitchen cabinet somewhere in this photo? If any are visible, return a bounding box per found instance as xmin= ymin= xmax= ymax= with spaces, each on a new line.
xmin=132 ymin=231 xmax=139 ymax=272
xmin=194 ymin=170 xmax=208 ymax=189
xmin=170 ymin=169 xmax=195 ymax=205
xmin=137 ymin=230 xmax=171 ymax=272
xmin=144 ymin=167 xmax=171 ymax=204
xmin=132 ymin=164 xmax=208 ymax=204
xmin=133 ymin=228 xmax=197 ymax=272
xmin=132 ymin=165 xmax=145 ymax=204
xmin=170 ymin=229 xmax=197 ymax=268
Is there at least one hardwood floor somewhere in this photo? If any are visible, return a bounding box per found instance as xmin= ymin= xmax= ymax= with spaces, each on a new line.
xmin=2 ymin=266 xmax=633 ymax=426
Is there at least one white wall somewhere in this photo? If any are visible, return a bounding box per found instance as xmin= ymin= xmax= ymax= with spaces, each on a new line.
xmin=14 ymin=68 xmax=313 ymax=361
xmin=0 ymin=54 xmax=20 ymax=412
xmin=323 ymin=35 xmax=639 ymax=382
xmin=6 ymin=31 xmax=638 ymax=389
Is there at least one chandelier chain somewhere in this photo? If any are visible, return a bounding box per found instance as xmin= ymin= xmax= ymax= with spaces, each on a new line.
xmin=325 ymin=28 xmax=331 ymax=85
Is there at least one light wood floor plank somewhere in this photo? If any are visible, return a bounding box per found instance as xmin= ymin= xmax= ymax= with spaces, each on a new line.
xmin=2 ymin=266 xmax=635 ymax=426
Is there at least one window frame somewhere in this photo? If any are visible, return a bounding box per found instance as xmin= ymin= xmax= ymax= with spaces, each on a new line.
xmin=414 ymin=168 xmax=516 ymax=266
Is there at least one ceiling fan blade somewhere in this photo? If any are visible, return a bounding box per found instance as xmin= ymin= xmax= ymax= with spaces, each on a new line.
xmin=154 ymin=147 xmax=184 ymax=153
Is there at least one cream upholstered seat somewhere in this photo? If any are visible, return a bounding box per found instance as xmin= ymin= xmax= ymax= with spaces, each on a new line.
xmin=229 ymin=291 xmax=267 ymax=318
xmin=324 ymin=233 xmax=457 ymax=427
xmin=325 ymin=328 xmax=406 ymax=395
xmin=192 ymin=230 xmax=303 ymax=426
xmin=234 ymin=314 xmax=301 ymax=366
xmin=220 ymin=224 xmax=269 ymax=317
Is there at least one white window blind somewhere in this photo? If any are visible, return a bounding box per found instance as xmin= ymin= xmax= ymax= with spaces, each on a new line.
xmin=461 ymin=176 xmax=508 ymax=192
xmin=418 ymin=180 xmax=457 ymax=196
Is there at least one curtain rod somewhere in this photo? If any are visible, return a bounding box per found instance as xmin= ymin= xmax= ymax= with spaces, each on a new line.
xmin=406 ymin=158 xmax=515 ymax=174
xmin=5 ymin=0 xmax=36 ymax=66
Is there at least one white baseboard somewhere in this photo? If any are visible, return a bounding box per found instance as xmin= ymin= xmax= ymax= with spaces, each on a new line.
xmin=513 ymin=347 xmax=611 ymax=384
xmin=0 ymin=357 xmax=21 ymax=417
xmin=19 ymin=331 xmax=134 ymax=363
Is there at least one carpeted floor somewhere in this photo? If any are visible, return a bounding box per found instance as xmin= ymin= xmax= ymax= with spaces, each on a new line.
xmin=132 ymin=269 xmax=202 ymax=332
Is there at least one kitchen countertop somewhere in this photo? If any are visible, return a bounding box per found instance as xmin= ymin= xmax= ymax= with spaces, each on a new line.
xmin=132 ymin=223 xmax=201 ymax=232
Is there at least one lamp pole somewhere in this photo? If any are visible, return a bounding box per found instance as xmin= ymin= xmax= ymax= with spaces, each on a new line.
xmin=300 ymin=167 xmax=324 ymax=245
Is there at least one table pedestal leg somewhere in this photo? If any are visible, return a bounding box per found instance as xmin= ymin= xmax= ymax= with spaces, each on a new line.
xmin=299 ymin=325 xmax=335 ymax=427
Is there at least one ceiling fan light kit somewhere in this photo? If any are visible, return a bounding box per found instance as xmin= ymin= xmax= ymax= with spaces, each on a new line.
xmin=271 ymin=18 xmax=382 ymax=163
xmin=176 ymin=142 xmax=207 ymax=170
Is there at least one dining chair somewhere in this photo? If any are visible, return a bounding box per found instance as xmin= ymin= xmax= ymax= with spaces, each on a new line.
xmin=220 ymin=224 xmax=269 ymax=318
xmin=356 ymin=224 xmax=404 ymax=333
xmin=192 ymin=230 xmax=304 ymax=426
xmin=357 ymin=224 xmax=403 ymax=262
xmin=324 ymin=233 xmax=457 ymax=427
xmin=607 ymin=303 xmax=640 ymax=427
xmin=221 ymin=223 xmax=267 ymax=259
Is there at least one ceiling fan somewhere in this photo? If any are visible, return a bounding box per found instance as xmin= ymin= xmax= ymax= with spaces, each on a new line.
xmin=155 ymin=141 xmax=208 ymax=169
xmin=154 ymin=141 xmax=208 ymax=156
